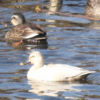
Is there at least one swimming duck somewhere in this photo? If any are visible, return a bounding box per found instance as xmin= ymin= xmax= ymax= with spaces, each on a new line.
xmin=85 ymin=0 xmax=100 ymax=19
xmin=5 ymin=13 xmax=46 ymax=44
xmin=21 ymin=51 xmax=95 ymax=81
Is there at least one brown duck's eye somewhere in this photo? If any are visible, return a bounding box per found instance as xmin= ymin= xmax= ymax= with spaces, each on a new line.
xmin=11 ymin=17 xmax=16 ymax=19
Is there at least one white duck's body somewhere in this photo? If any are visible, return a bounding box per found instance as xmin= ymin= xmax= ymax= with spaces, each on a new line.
xmin=27 ymin=64 xmax=94 ymax=81
xmin=26 ymin=51 xmax=95 ymax=81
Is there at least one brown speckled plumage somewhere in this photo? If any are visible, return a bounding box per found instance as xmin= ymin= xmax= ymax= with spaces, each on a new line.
xmin=85 ymin=0 xmax=100 ymax=19
xmin=5 ymin=13 xmax=46 ymax=42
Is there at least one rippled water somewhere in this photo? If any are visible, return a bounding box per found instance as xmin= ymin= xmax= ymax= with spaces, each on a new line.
xmin=0 ymin=0 xmax=100 ymax=100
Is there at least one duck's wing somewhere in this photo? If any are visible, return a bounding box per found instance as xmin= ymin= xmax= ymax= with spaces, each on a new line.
xmin=29 ymin=23 xmax=46 ymax=33
xmin=38 ymin=64 xmax=95 ymax=81
xmin=20 ymin=27 xmax=40 ymax=39
xmin=6 ymin=23 xmax=46 ymax=39
xmin=21 ymin=23 xmax=46 ymax=39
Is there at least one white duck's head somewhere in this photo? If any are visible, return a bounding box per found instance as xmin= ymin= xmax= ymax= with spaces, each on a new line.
xmin=11 ymin=13 xmax=26 ymax=26
xmin=28 ymin=51 xmax=44 ymax=68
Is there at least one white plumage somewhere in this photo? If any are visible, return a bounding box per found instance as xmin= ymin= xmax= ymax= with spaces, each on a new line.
xmin=27 ymin=51 xmax=95 ymax=81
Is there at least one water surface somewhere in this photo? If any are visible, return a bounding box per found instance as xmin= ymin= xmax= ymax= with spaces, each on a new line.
xmin=0 ymin=0 xmax=100 ymax=100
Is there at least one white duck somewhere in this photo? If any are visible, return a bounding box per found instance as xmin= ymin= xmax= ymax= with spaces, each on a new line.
xmin=24 ymin=51 xmax=95 ymax=81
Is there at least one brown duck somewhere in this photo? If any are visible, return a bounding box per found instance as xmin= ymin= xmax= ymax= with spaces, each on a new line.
xmin=85 ymin=0 xmax=100 ymax=19
xmin=5 ymin=13 xmax=46 ymax=44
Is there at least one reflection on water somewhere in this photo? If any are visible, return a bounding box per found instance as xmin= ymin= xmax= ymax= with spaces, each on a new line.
xmin=46 ymin=0 xmax=63 ymax=23
xmin=87 ymin=21 xmax=100 ymax=30
xmin=28 ymin=80 xmax=84 ymax=99
xmin=0 ymin=0 xmax=100 ymax=100
xmin=6 ymin=40 xmax=48 ymax=50
xmin=48 ymin=0 xmax=63 ymax=14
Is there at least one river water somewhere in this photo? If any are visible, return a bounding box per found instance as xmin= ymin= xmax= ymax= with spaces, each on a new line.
xmin=0 ymin=0 xmax=100 ymax=100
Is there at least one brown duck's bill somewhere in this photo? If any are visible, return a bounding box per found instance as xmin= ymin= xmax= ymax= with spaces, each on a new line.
xmin=20 ymin=61 xmax=31 ymax=65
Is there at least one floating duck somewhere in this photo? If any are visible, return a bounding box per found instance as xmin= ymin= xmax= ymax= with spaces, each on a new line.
xmin=85 ymin=0 xmax=100 ymax=19
xmin=21 ymin=51 xmax=95 ymax=81
xmin=5 ymin=13 xmax=46 ymax=45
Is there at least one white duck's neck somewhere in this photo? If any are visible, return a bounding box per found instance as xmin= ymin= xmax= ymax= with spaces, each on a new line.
xmin=27 ymin=53 xmax=45 ymax=79
xmin=27 ymin=61 xmax=44 ymax=78
xmin=32 ymin=63 xmax=44 ymax=70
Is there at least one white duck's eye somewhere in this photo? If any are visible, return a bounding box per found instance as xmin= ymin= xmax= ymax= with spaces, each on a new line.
xmin=29 ymin=56 xmax=34 ymax=59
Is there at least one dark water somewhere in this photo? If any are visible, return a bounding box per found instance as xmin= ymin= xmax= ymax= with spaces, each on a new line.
xmin=0 ymin=0 xmax=100 ymax=100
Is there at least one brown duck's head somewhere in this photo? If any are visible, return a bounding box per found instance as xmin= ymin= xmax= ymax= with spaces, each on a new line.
xmin=11 ymin=13 xmax=26 ymax=26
